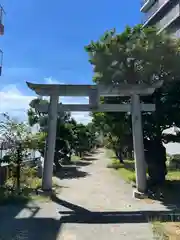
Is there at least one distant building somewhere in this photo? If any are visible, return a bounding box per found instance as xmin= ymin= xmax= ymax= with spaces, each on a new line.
xmin=0 ymin=4 xmax=4 ymax=75
xmin=140 ymin=0 xmax=180 ymax=37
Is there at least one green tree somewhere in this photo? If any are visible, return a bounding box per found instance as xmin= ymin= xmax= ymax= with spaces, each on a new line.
xmin=73 ymin=123 xmax=89 ymax=157
xmin=85 ymin=25 xmax=180 ymax=188
xmin=85 ymin=26 xmax=180 ymax=85
xmin=27 ymin=98 xmax=97 ymax=169
xmin=0 ymin=113 xmax=32 ymax=191
xmin=86 ymin=122 xmax=99 ymax=149
xmin=28 ymin=98 xmax=71 ymax=131
xmin=27 ymin=98 xmax=75 ymax=168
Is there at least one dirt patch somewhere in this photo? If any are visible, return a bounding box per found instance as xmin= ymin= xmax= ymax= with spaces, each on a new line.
xmin=153 ymin=222 xmax=180 ymax=240
xmin=164 ymin=222 xmax=180 ymax=239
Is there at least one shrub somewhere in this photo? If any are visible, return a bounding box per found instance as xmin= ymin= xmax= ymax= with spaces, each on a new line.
xmin=5 ymin=166 xmax=41 ymax=190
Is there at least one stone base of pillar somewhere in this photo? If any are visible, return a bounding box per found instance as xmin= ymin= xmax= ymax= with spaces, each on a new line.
xmin=37 ymin=188 xmax=56 ymax=197
xmin=133 ymin=189 xmax=148 ymax=199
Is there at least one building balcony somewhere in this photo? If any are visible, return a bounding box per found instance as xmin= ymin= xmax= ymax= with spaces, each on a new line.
xmin=142 ymin=0 xmax=170 ymax=27
xmin=0 ymin=5 xmax=5 ymax=35
xmin=140 ymin=0 xmax=156 ymax=12
xmin=156 ymin=3 xmax=180 ymax=33
xmin=0 ymin=50 xmax=3 ymax=76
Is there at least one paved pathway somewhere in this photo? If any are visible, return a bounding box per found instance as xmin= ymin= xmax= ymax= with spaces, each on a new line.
xmin=0 ymin=148 xmax=168 ymax=240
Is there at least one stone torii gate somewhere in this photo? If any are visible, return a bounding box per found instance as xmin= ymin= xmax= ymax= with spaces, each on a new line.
xmin=27 ymin=81 xmax=162 ymax=197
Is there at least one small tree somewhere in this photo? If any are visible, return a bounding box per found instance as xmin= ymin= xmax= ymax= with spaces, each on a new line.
xmin=0 ymin=113 xmax=32 ymax=191
xmin=27 ymin=98 xmax=74 ymax=168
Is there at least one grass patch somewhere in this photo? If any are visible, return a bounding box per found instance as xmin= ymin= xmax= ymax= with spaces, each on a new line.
xmin=152 ymin=221 xmax=180 ymax=240
xmin=106 ymin=149 xmax=115 ymax=158
xmin=117 ymin=167 xmax=136 ymax=183
xmin=0 ymin=167 xmax=61 ymax=205
xmin=0 ymin=178 xmax=60 ymax=205
xmin=71 ymin=155 xmax=81 ymax=162
xmin=0 ymin=184 xmax=49 ymax=205
xmin=107 ymin=157 xmax=136 ymax=183
xmin=106 ymin=149 xmax=180 ymax=198
xmin=166 ymin=170 xmax=180 ymax=181
xmin=152 ymin=221 xmax=169 ymax=240
xmin=110 ymin=160 xmax=180 ymax=200
xmin=0 ymin=187 xmax=31 ymax=205
xmin=106 ymin=149 xmax=136 ymax=183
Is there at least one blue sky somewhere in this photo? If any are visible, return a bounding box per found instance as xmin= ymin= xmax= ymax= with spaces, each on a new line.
xmin=0 ymin=0 xmax=142 ymax=123
xmin=0 ymin=0 xmax=141 ymax=89
xmin=0 ymin=1 xmax=179 ymax=154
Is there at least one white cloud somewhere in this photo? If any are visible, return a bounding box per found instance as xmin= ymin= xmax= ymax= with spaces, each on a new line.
xmin=0 ymin=84 xmax=92 ymax=124
xmin=0 ymin=84 xmax=35 ymax=119
xmin=71 ymin=112 xmax=91 ymax=124
xmin=44 ymin=77 xmax=64 ymax=85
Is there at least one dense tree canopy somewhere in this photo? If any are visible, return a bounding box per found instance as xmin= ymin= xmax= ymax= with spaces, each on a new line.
xmin=85 ymin=24 xmax=180 ymax=185
xmin=85 ymin=25 xmax=180 ymax=85
xmin=85 ymin=25 xmax=180 ymax=143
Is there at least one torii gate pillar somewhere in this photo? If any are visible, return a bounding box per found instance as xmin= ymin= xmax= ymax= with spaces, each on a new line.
xmin=42 ymin=95 xmax=59 ymax=190
xmin=131 ymin=94 xmax=146 ymax=193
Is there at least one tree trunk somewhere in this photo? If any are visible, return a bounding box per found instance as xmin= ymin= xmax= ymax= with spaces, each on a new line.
xmin=154 ymin=90 xmax=162 ymax=142
xmin=16 ymin=145 xmax=21 ymax=193
xmin=115 ymin=149 xmax=124 ymax=164
xmin=54 ymin=151 xmax=61 ymax=171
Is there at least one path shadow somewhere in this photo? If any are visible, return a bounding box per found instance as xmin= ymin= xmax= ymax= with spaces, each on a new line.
xmin=0 ymin=202 xmax=29 ymax=219
xmin=55 ymin=166 xmax=89 ymax=180
xmin=83 ymin=152 xmax=93 ymax=157
xmin=148 ymin=179 xmax=180 ymax=211
xmin=83 ymin=148 xmax=101 ymax=156
xmin=0 ymin=217 xmax=61 ymax=240
xmin=51 ymin=194 xmax=90 ymax=213
xmin=73 ymin=161 xmax=92 ymax=167
xmin=60 ymin=210 xmax=180 ymax=224
xmin=0 ymin=203 xmax=48 ymax=240
xmin=1 ymin=196 xmax=180 ymax=239
xmin=51 ymin=195 xmax=180 ymax=223
xmin=108 ymin=158 xmax=135 ymax=172
xmin=83 ymin=157 xmax=98 ymax=161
